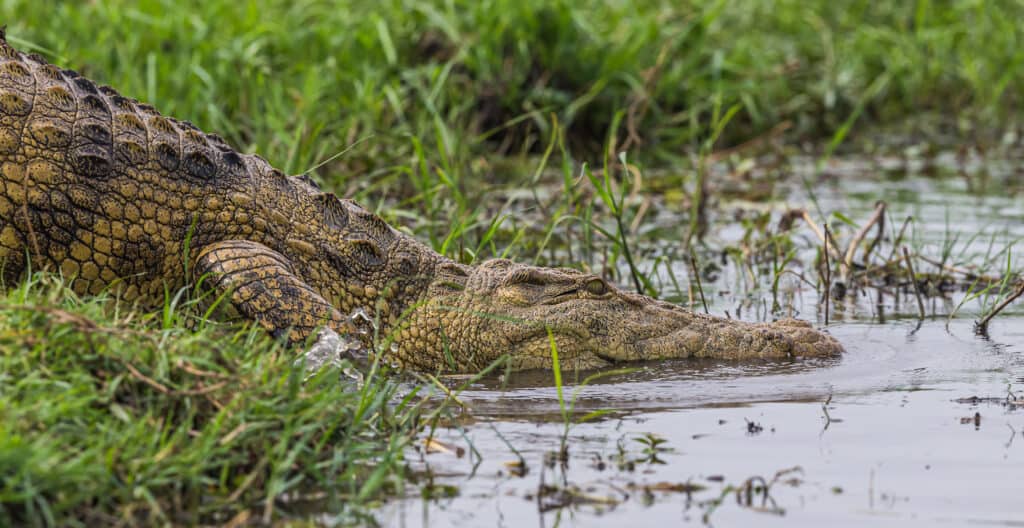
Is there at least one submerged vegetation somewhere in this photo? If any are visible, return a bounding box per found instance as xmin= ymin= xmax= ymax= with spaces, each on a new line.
xmin=2 ymin=0 xmax=1024 ymax=524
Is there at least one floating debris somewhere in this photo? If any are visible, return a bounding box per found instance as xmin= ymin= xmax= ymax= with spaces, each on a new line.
xmin=626 ymin=481 xmax=708 ymax=494
xmin=297 ymin=328 xmax=365 ymax=387
xmin=423 ymin=437 xmax=466 ymax=457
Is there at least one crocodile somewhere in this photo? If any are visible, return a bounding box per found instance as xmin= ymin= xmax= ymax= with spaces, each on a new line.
xmin=0 ymin=32 xmax=843 ymax=372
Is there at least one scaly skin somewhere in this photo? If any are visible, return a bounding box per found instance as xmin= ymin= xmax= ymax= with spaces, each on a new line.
xmin=0 ymin=33 xmax=843 ymax=373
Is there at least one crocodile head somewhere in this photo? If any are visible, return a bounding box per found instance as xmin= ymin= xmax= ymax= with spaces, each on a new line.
xmin=392 ymin=259 xmax=843 ymax=372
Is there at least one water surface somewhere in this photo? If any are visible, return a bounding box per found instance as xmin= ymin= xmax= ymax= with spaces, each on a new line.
xmin=377 ymin=157 xmax=1024 ymax=527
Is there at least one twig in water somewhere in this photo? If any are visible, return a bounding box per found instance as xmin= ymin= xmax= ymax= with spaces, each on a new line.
xmin=887 ymin=216 xmax=913 ymax=262
xmin=902 ymin=246 xmax=926 ymax=321
xmin=823 ymin=224 xmax=832 ymax=326
xmin=842 ymin=201 xmax=886 ymax=282
xmin=800 ymin=210 xmax=842 ymax=261
xmin=864 ymin=210 xmax=888 ymax=264
xmin=689 ymin=254 xmax=709 ymax=314
xmin=975 ymin=280 xmax=1024 ymax=334
xmin=821 ymin=394 xmax=833 ymax=431
xmin=489 ymin=422 xmax=528 ymax=477
xmin=917 ymin=255 xmax=1001 ymax=285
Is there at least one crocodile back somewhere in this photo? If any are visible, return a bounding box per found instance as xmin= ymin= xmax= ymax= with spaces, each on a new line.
xmin=0 ymin=32 xmax=440 ymax=326
xmin=0 ymin=32 xmax=267 ymax=299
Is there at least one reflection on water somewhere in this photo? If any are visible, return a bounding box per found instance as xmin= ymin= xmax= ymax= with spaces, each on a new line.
xmin=376 ymin=169 xmax=1024 ymax=527
xmin=378 ymin=320 xmax=1022 ymax=527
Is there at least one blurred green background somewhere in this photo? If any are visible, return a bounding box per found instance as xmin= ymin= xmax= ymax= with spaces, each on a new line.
xmin=4 ymin=0 xmax=1021 ymax=178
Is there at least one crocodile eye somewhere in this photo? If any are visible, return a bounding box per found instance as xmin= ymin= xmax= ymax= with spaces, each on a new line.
xmin=584 ymin=279 xmax=608 ymax=296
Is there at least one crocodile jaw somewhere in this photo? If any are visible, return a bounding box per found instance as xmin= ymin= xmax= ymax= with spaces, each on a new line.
xmin=578 ymin=293 xmax=845 ymax=364
xmin=394 ymin=261 xmax=844 ymax=373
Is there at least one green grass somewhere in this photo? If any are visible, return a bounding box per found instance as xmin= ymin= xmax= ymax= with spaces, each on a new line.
xmin=0 ymin=275 xmax=423 ymax=526
xmin=6 ymin=0 xmax=1024 ymax=174
xmin=3 ymin=0 xmax=1024 ymax=523
xmin=6 ymin=0 xmax=1022 ymax=258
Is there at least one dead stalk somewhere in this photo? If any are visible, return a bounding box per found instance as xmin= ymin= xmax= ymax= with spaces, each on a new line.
xmin=902 ymin=247 xmax=926 ymax=321
xmin=918 ymin=255 xmax=1001 ymax=284
xmin=823 ymin=223 xmax=831 ymax=325
xmin=801 ymin=210 xmax=842 ymax=261
xmin=863 ymin=205 xmax=887 ymax=263
xmin=842 ymin=201 xmax=886 ymax=282
xmin=689 ymin=254 xmax=709 ymax=314
xmin=976 ymin=281 xmax=1024 ymax=333
xmin=887 ymin=216 xmax=913 ymax=261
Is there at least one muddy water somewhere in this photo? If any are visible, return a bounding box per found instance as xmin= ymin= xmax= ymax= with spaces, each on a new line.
xmin=378 ymin=159 xmax=1024 ymax=527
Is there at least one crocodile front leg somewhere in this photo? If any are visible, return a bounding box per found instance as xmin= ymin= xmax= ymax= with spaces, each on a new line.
xmin=0 ymin=218 xmax=23 ymax=288
xmin=193 ymin=240 xmax=354 ymax=346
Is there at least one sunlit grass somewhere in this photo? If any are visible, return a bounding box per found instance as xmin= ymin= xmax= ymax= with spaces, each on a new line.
xmin=0 ymin=275 xmax=423 ymax=526
xmin=5 ymin=0 xmax=1023 ymax=187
